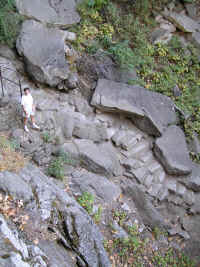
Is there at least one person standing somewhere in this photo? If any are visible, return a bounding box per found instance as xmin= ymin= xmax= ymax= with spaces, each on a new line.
xmin=21 ymin=88 xmax=40 ymax=132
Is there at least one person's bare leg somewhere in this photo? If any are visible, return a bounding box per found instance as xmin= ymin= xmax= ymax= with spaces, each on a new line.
xmin=24 ymin=116 xmax=29 ymax=132
xmin=30 ymin=115 xmax=35 ymax=124
xmin=31 ymin=115 xmax=40 ymax=129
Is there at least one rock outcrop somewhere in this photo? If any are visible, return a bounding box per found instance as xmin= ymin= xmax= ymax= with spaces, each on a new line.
xmin=54 ymin=139 xmax=123 ymax=177
xmin=91 ymin=79 xmax=178 ymax=136
xmin=16 ymin=20 xmax=72 ymax=88
xmin=154 ymin=125 xmax=192 ymax=175
xmin=0 ymin=164 xmax=111 ymax=267
xmin=163 ymin=10 xmax=199 ymax=32
xmin=16 ymin=0 xmax=80 ymax=27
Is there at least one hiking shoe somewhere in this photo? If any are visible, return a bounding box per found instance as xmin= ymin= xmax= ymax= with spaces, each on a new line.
xmin=24 ymin=125 xmax=29 ymax=133
xmin=32 ymin=123 xmax=40 ymax=130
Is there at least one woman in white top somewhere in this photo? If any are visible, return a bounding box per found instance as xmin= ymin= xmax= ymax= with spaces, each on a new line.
xmin=21 ymin=88 xmax=40 ymax=132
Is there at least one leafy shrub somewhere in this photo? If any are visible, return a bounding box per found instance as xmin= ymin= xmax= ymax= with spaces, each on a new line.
xmin=77 ymin=192 xmax=94 ymax=214
xmin=47 ymin=158 xmax=64 ymax=180
xmin=0 ymin=0 xmax=23 ymax=47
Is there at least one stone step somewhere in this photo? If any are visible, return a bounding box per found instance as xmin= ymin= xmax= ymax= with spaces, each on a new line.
xmin=148 ymin=161 xmax=162 ymax=174
xmin=128 ymin=140 xmax=150 ymax=158
xmin=140 ymin=151 xmax=154 ymax=163
xmin=131 ymin=167 xmax=149 ymax=184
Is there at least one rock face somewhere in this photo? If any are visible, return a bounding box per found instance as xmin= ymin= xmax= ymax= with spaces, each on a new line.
xmin=91 ymin=79 xmax=177 ymax=136
xmin=71 ymin=170 xmax=121 ymax=203
xmin=16 ymin=20 xmax=71 ymax=88
xmin=163 ymin=11 xmax=199 ymax=32
xmin=190 ymin=31 xmax=200 ymax=50
xmin=0 ymin=164 xmax=111 ymax=267
xmin=179 ymin=163 xmax=200 ymax=192
xmin=54 ymin=139 xmax=123 ymax=177
xmin=154 ymin=126 xmax=192 ymax=175
xmin=77 ymin=52 xmax=138 ymax=84
xmin=16 ymin=0 xmax=80 ymax=27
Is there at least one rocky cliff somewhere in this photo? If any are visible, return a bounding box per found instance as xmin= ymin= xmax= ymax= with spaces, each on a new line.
xmin=0 ymin=0 xmax=200 ymax=266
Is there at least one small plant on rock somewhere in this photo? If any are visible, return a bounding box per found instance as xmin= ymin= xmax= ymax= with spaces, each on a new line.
xmin=47 ymin=157 xmax=64 ymax=180
xmin=77 ymin=192 xmax=94 ymax=214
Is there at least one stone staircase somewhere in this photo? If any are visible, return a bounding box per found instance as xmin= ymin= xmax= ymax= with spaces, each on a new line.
xmin=113 ymin=126 xmax=196 ymax=207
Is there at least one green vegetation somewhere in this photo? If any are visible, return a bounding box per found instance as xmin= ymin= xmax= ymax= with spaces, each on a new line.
xmin=72 ymin=0 xmax=200 ymax=148
xmin=77 ymin=191 xmax=102 ymax=223
xmin=47 ymin=152 xmax=77 ymax=179
xmin=47 ymin=157 xmax=64 ymax=180
xmin=104 ymin=224 xmax=196 ymax=266
xmin=77 ymin=191 xmax=94 ymax=214
xmin=113 ymin=210 xmax=128 ymax=226
xmin=0 ymin=0 xmax=23 ymax=47
xmin=42 ymin=132 xmax=52 ymax=143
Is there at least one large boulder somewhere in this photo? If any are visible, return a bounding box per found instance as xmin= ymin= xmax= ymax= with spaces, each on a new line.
xmin=16 ymin=0 xmax=80 ymax=27
xmin=153 ymin=126 xmax=192 ymax=175
xmin=163 ymin=10 xmax=199 ymax=32
xmin=91 ymin=79 xmax=177 ymax=136
xmin=16 ymin=20 xmax=71 ymax=88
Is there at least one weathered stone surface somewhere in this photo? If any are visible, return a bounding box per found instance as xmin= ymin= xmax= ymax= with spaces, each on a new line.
xmin=73 ymin=120 xmax=108 ymax=142
xmin=16 ymin=20 xmax=70 ymax=88
xmin=77 ymin=52 xmax=138 ymax=84
xmin=151 ymin=28 xmax=172 ymax=44
xmin=0 ymin=171 xmax=33 ymax=202
xmin=71 ymin=170 xmax=121 ymax=203
xmin=190 ymin=31 xmax=200 ymax=50
xmin=55 ymin=140 xmax=123 ymax=177
xmin=163 ymin=11 xmax=199 ymax=32
xmin=184 ymin=3 xmax=198 ymax=19
xmin=16 ymin=0 xmax=80 ymax=27
xmin=154 ymin=126 xmax=192 ymax=175
xmin=91 ymin=79 xmax=177 ymax=136
xmin=123 ymin=185 xmax=170 ymax=230
xmin=18 ymin=164 xmax=111 ymax=267
xmin=179 ymin=163 xmax=200 ymax=192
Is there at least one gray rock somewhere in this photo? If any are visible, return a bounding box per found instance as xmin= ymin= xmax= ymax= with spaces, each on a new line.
xmin=91 ymin=79 xmax=177 ymax=136
xmin=0 ymin=97 xmax=9 ymax=108
xmin=0 ymin=171 xmax=33 ymax=202
xmin=190 ymin=31 xmax=200 ymax=50
xmin=172 ymin=84 xmax=181 ymax=97
xmin=189 ymin=132 xmax=200 ymax=155
xmin=73 ymin=121 xmax=108 ymax=142
xmin=16 ymin=20 xmax=70 ymax=88
xmin=179 ymin=163 xmax=200 ymax=192
xmin=64 ymin=73 xmax=79 ymax=90
xmin=55 ymin=140 xmax=123 ymax=177
xmin=38 ymin=241 xmax=77 ymax=267
xmin=77 ymin=52 xmax=138 ymax=84
xmin=123 ymin=185 xmax=170 ymax=230
xmin=154 ymin=126 xmax=192 ymax=175
xmin=151 ymin=28 xmax=172 ymax=44
xmin=112 ymin=221 xmax=129 ymax=239
xmin=185 ymin=3 xmax=198 ymax=19
xmin=163 ymin=10 xmax=199 ymax=32
xmin=0 ymin=215 xmax=29 ymax=260
xmin=190 ymin=194 xmax=200 ymax=214
xmin=0 ymin=45 xmax=17 ymax=61
xmin=16 ymin=0 xmax=80 ymax=27
xmin=63 ymin=208 xmax=111 ymax=267
xmin=71 ymin=170 xmax=121 ymax=203
xmin=18 ymin=164 xmax=111 ymax=266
